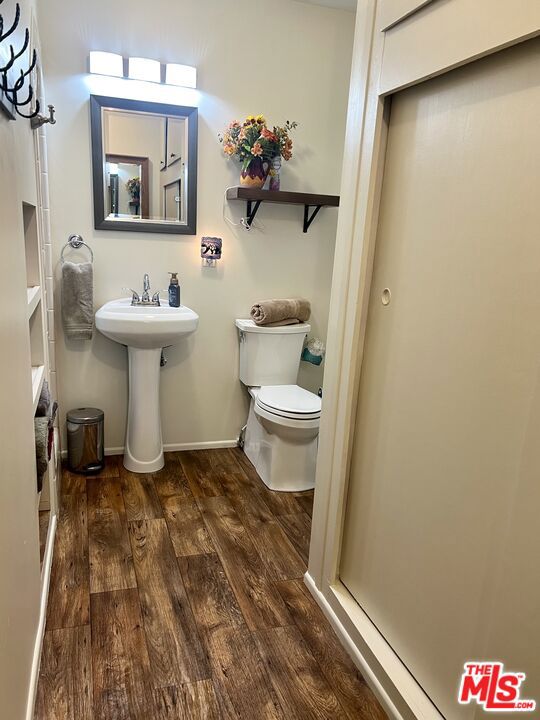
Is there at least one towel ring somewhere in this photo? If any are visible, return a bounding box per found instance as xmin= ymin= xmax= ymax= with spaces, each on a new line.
xmin=60 ymin=234 xmax=94 ymax=263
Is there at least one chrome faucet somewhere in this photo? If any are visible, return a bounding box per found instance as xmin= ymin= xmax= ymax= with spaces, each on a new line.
xmin=123 ymin=274 xmax=163 ymax=306
xmin=142 ymin=273 xmax=151 ymax=302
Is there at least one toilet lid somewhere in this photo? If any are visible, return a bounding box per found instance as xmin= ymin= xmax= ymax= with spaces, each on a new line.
xmin=257 ymin=385 xmax=321 ymax=419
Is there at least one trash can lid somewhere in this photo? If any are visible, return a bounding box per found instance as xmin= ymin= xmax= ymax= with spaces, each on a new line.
xmin=67 ymin=407 xmax=104 ymax=424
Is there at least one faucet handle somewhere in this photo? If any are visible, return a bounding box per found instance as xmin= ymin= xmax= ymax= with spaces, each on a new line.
xmin=152 ymin=290 xmax=166 ymax=304
xmin=122 ymin=287 xmax=140 ymax=304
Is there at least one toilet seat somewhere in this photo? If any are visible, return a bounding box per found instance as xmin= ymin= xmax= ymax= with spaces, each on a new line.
xmin=255 ymin=384 xmax=321 ymax=421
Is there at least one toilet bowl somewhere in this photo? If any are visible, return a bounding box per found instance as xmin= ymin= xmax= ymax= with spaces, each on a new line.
xmin=236 ymin=319 xmax=322 ymax=492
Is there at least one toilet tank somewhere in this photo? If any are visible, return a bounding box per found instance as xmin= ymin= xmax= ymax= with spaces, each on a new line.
xmin=235 ymin=319 xmax=311 ymax=386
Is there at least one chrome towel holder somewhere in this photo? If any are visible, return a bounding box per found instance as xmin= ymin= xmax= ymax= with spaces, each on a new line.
xmin=60 ymin=234 xmax=94 ymax=263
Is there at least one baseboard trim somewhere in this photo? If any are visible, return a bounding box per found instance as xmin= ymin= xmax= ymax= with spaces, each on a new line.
xmin=60 ymin=439 xmax=239 ymax=460
xmin=162 ymin=439 xmax=239 ymax=452
xmin=303 ymin=572 xmax=404 ymax=720
xmin=25 ymin=513 xmax=57 ymax=720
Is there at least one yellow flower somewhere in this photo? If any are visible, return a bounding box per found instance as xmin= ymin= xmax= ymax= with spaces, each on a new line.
xmin=223 ymin=143 xmax=235 ymax=156
xmin=256 ymin=114 xmax=266 ymax=124
xmin=245 ymin=115 xmax=256 ymax=124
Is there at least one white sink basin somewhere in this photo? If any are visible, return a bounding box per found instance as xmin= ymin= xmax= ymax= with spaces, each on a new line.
xmin=95 ymin=298 xmax=199 ymax=474
xmin=95 ymin=298 xmax=199 ymax=349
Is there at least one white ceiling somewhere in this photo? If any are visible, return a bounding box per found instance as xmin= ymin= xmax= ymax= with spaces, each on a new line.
xmin=296 ymin=0 xmax=357 ymax=11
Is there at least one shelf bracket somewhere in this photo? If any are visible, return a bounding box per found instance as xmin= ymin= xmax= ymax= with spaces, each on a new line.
xmin=246 ymin=199 xmax=262 ymax=228
xmin=303 ymin=205 xmax=322 ymax=233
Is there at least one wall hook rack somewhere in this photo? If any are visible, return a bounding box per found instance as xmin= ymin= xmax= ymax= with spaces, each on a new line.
xmin=0 ymin=0 xmax=46 ymax=122
xmin=31 ymin=103 xmax=56 ymax=129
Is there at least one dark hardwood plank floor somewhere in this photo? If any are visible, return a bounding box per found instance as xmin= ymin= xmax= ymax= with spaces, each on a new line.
xmin=129 ymin=518 xmax=210 ymax=687
xmin=119 ymin=467 xmax=163 ymax=522
xmin=91 ymin=588 xmax=155 ymax=720
xmin=276 ymin=511 xmax=312 ymax=566
xmin=87 ymin=474 xmax=137 ymax=594
xmin=162 ymin=495 xmax=214 ymax=557
xmin=254 ymin=625 xmax=347 ymax=719
xmin=46 ymin=492 xmax=89 ymax=630
xmin=39 ymin=510 xmax=50 ymax=566
xmin=35 ymin=449 xmax=386 ymax=720
xmin=197 ymin=495 xmax=292 ymax=630
xmin=277 ymin=579 xmax=388 ymax=720
xmin=153 ymin=682 xmax=222 ymax=719
xmin=35 ymin=626 xmax=93 ymax=719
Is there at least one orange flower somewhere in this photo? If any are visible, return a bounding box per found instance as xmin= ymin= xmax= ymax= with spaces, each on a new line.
xmin=261 ymin=127 xmax=277 ymax=142
xmin=223 ymin=144 xmax=235 ymax=156
xmin=251 ymin=142 xmax=263 ymax=157
xmin=282 ymin=137 xmax=293 ymax=160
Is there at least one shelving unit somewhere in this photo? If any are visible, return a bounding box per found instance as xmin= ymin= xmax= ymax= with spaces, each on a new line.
xmin=31 ymin=365 xmax=45 ymax=414
xmin=23 ymin=200 xmax=58 ymax=567
xmin=226 ymin=187 xmax=340 ymax=232
xmin=27 ymin=285 xmax=41 ymax=318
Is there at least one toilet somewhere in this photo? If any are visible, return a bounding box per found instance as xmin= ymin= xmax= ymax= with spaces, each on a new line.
xmin=236 ymin=318 xmax=321 ymax=492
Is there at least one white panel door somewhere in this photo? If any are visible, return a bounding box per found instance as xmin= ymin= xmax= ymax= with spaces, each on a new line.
xmin=340 ymin=38 xmax=540 ymax=719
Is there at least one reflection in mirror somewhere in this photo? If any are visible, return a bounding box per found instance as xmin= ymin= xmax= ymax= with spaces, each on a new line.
xmin=91 ymin=96 xmax=197 ymax=234
xmin=106 ymin=155 xmax=149 ymax=219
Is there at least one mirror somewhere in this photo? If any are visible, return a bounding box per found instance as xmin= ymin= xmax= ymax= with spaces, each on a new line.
xmin=90 ymin=95 xmax=197 ymax=234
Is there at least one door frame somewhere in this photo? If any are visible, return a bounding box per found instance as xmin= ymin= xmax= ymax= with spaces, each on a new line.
xmin=307 ymin=2 xmax=540 ymax=718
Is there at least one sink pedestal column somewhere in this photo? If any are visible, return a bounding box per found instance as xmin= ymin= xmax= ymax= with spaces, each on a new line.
xmin=124 ymin=346 xmax=165 ymax=473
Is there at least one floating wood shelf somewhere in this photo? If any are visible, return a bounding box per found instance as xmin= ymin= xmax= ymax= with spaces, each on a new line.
xmin=226 ymin=187 xmax=340 ymax=232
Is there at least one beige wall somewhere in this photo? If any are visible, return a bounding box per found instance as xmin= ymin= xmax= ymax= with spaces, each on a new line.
xmin=38 ymin=0 xmax=354 ymax=451
xmin=0 ymin=1 xmax=44 ymax=716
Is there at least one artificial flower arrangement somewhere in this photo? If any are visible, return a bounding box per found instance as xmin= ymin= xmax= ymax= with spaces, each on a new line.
xmin=219 ymin=114 xmax=298 ymax=189
xmin=126 ymin=177 xmax=141 ymax=201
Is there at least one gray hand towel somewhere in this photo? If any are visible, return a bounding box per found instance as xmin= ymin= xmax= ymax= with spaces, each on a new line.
xmin=250 ymin=298 xmax=311 ymax=326
xmin=36 ymin=380 xmax=50 ymax=417
xmin=62 ymin=261 xmax=94 ymax=340
xmin=34 ymin=417 xmax=49 ymax=493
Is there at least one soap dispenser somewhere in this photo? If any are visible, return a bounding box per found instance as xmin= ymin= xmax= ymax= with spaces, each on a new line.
xmin=168 ymin=272 xmax=181 ymax=307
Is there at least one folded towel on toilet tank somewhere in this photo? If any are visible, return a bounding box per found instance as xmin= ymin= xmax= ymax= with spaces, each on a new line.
xmin=250 ymin=298 xmax=311 ymax=326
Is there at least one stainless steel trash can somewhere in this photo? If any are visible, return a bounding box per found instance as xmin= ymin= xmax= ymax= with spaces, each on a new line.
xmin=67 ymin=407 xmax=104 ymax=474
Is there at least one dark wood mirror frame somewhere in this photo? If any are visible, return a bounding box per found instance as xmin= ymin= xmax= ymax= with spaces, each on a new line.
xmin=90 ymin=95 xmax=198 ymax=234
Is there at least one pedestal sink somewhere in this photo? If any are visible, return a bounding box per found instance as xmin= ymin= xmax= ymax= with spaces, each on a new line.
xmin=95 ymin=298 xmax=199 ymax=473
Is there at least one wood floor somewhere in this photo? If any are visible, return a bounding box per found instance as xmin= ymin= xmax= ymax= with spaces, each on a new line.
xmin=34 ymin=448 xmax=386 ymax=720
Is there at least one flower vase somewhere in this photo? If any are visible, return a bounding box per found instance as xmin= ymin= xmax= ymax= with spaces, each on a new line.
xmin=240 ymin=157 xmax=269 ymax=189
xmin=269 ymin=156 xmax=281 ymax=191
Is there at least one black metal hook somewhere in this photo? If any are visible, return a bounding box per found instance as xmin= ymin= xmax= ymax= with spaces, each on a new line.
xmin=0 ymin=2 xmax=19 ymax=43
xmin=6 ymin=79 xmax=32 ymax=106
xmin=1 ymin=27 xmax=29 ymax=74
xmin=18 ymin=46 xmax=36 ymax=79
xmin=0 ymin=3 xmax=47 ymax=123
xmin=13 ymin=96 xmax=39 ymax=119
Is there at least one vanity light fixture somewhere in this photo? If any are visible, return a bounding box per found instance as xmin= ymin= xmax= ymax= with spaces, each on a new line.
xmin=128 ymin=57 xmax=161 ymax=84
xmin=89 ymin=51 xmax=124 ymax=78
xmin=166 ymin=63 xmax=197 ymax=89
xmin=89 ymin=52 xmax=197 ymax=89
